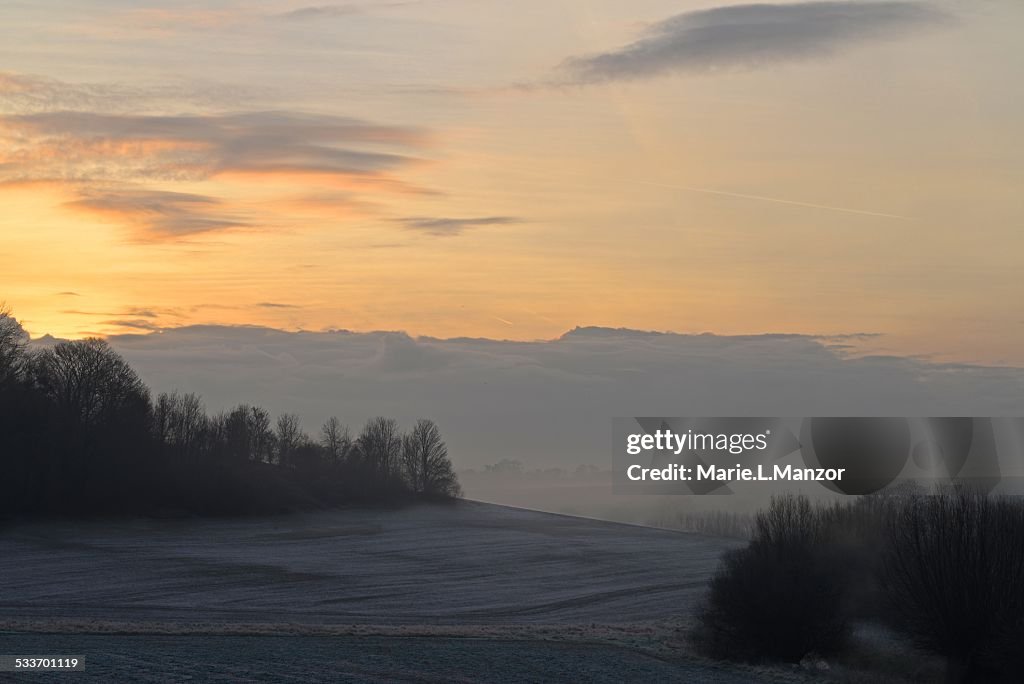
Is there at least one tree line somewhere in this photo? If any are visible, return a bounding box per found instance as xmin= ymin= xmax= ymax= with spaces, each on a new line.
xmin=0 ymin=305 xmax=461 ymax=516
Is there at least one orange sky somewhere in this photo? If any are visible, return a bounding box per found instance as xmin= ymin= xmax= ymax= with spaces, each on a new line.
xmin=2 ymin=1 xmax=1023 ymax=364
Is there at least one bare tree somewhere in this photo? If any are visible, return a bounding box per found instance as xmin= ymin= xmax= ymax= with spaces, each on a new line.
xmin=320 ymin=417 xmax=349 ymax=463
xmin=247 ymin=406 xmax=274 ymax=463
xmin=881 ymin=488 xmax=1024 ymax=681
xmin=401 ymin=419 xmax=461 ymax=497
xmin=275 ymin=413 xmax=302 ymax=468
xmin=153 ymin=393 xmax=172 ymax=446
xmin=223 ymin=405 xmax=252 ymax=463
xmin=28 ymin=338 xmax=152 ymax=502
xmin=222 ymin=404 xmax=274 ymax=463
xmin=154 ymin=391 xmax=207 ymax=462
xmin=31 ymin=338 xmax=150 ymax=430
xmin=0 ymin=303 xmax=28 ymax=388
xmin=357 ymin=416 xmax=402 ymax=482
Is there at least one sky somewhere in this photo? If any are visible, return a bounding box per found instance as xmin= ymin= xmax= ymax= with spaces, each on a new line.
xmin=2 ymin=1 xmax=1024 ymax=364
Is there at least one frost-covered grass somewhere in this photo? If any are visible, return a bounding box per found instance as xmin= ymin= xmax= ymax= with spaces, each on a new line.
xmin=0 ymin=502 xmax=844 ymax=681
xmin=0 ymin=633 xmax=821 ymax=684
xmin=0 ymin=501 xmax=738 ymax=628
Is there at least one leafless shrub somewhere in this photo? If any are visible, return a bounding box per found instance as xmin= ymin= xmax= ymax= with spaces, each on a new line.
xmin=695 ymin=495 xmax=854 ymax=662
xmin=881 ymin=488 xmax=1024 ymax=682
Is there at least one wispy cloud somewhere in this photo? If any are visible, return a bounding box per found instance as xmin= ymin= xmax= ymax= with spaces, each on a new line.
xmin=276 ymin=3 xmax=415 ymax=21
xmin=123 ymin=307 xmax=161 ymax=318
xmin=61 ymin=306 xmax=174 ymax=319
xmin=0 ymin=105 xmax=430 ymax=240
xmin=99 ymin=319 xmax=164 ymax=332
xmin=65 ymin=190 xmax=250 ymax=238
xmin=257 ymin=302 xmax=301 ymax=309
xmin=57 ymin=307 xmax=175 ymax=333
xmin=2 ymin=110 xmax=425 ymax=182
xmin=97 ymin=3 xmax=414 ymax=31
xmin=395 ymin=216 xmax=522 ymax=237
xmin=558 ymin=1 xmax=950 ymax=84
xmin=1 ymin=73 xmax=525 ymax=247
xmin=0 ymin=71 xmax=259 ymax=115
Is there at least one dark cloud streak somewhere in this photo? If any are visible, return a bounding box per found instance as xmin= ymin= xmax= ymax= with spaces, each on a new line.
xmin=559 ymin=1 xmax=950 ymax=84
xmin=257 ymin=302 xmax=301 ymax=309
xmin=277 ymin=3 xmax=416 ymax=21
xmin=65 ymin=190 xmax=249 ymax=237
xmin=396 ymin=216 xmax=522 ymax=237
xmin=100 ymin=319 xmax=164 ymax=332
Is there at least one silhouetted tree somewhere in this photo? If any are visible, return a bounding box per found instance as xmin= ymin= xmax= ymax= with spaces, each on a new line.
xmin=320 ymin=417 xmax=349 ymax=463
xmin=31 ymin=339 xmax=150 ymax=431
xmin=0 ymin=303 xmax=28 ymax=389
xmin=0 ymin=306 xmax=40 ymax=513
xmin=247 ymin=406 xmax=274 ymax=464
xmin=154 ymin=391 xmax=206 ymax=463
xmin=402 ymin=419 xmax=461 ymax=497
xmin=223 ymin=405 xmax=252 ymax=463
xmin=0 ymin=304 xmax=461 ymax=516
xmin=292 ymin=435 xmax=323 ymax=475
xmin=357 ymin=416 xmax=402 ymax=488
xmin=28 ymin=338 xmax=152 ymax=510
xmin=275 ymin=413 xmax=302 ymax=468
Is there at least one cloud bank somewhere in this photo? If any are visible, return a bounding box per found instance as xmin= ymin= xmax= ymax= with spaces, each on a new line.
xmin=96 ymin=325 xmax=1024 ymax=470
xmin=559 ymin=1 xmax=949 ymax=83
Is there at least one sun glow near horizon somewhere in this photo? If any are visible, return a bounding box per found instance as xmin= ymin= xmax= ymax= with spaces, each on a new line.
xmin=3 ymin=1 xmax=1023 ymax=364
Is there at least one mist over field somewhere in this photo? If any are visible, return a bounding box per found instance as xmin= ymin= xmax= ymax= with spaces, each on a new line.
xmin=96 ymin=325 xmax=1024 ymax=476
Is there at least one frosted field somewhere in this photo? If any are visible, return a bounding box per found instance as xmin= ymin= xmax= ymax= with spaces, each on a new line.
xmin=0 ymin=501 xmax=799 ymax=682
xmin=0 ymin=501 xmax=735 ymax=627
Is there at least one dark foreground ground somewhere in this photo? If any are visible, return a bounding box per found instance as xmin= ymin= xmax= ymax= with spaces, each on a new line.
xmin=0 ymin=634 xmax=783 ymax=683
xmin=0 ymin=502 xmax=820 ymax=682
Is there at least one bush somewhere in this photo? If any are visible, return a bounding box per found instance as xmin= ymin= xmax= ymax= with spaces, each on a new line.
xmin=696 ymin=487 xmax=1024 ymax=680
xmin=695 ymin=495 xmax=854 ymax=662
xmin=881 ymin=488 xmax=1024 ymax=682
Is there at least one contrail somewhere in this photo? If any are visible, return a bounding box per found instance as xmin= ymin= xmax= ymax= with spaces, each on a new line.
xmin=494 ymin=316 xmax=514 ymax=326
xmin=637 ymin=181 xmax=914 ymax=221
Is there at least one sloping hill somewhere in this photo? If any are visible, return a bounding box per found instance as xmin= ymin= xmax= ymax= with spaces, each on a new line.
xmin=0 ymin=501 xmax=736 ymax=627
xmin=0 ymin=503 xmax=816 ymax=682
